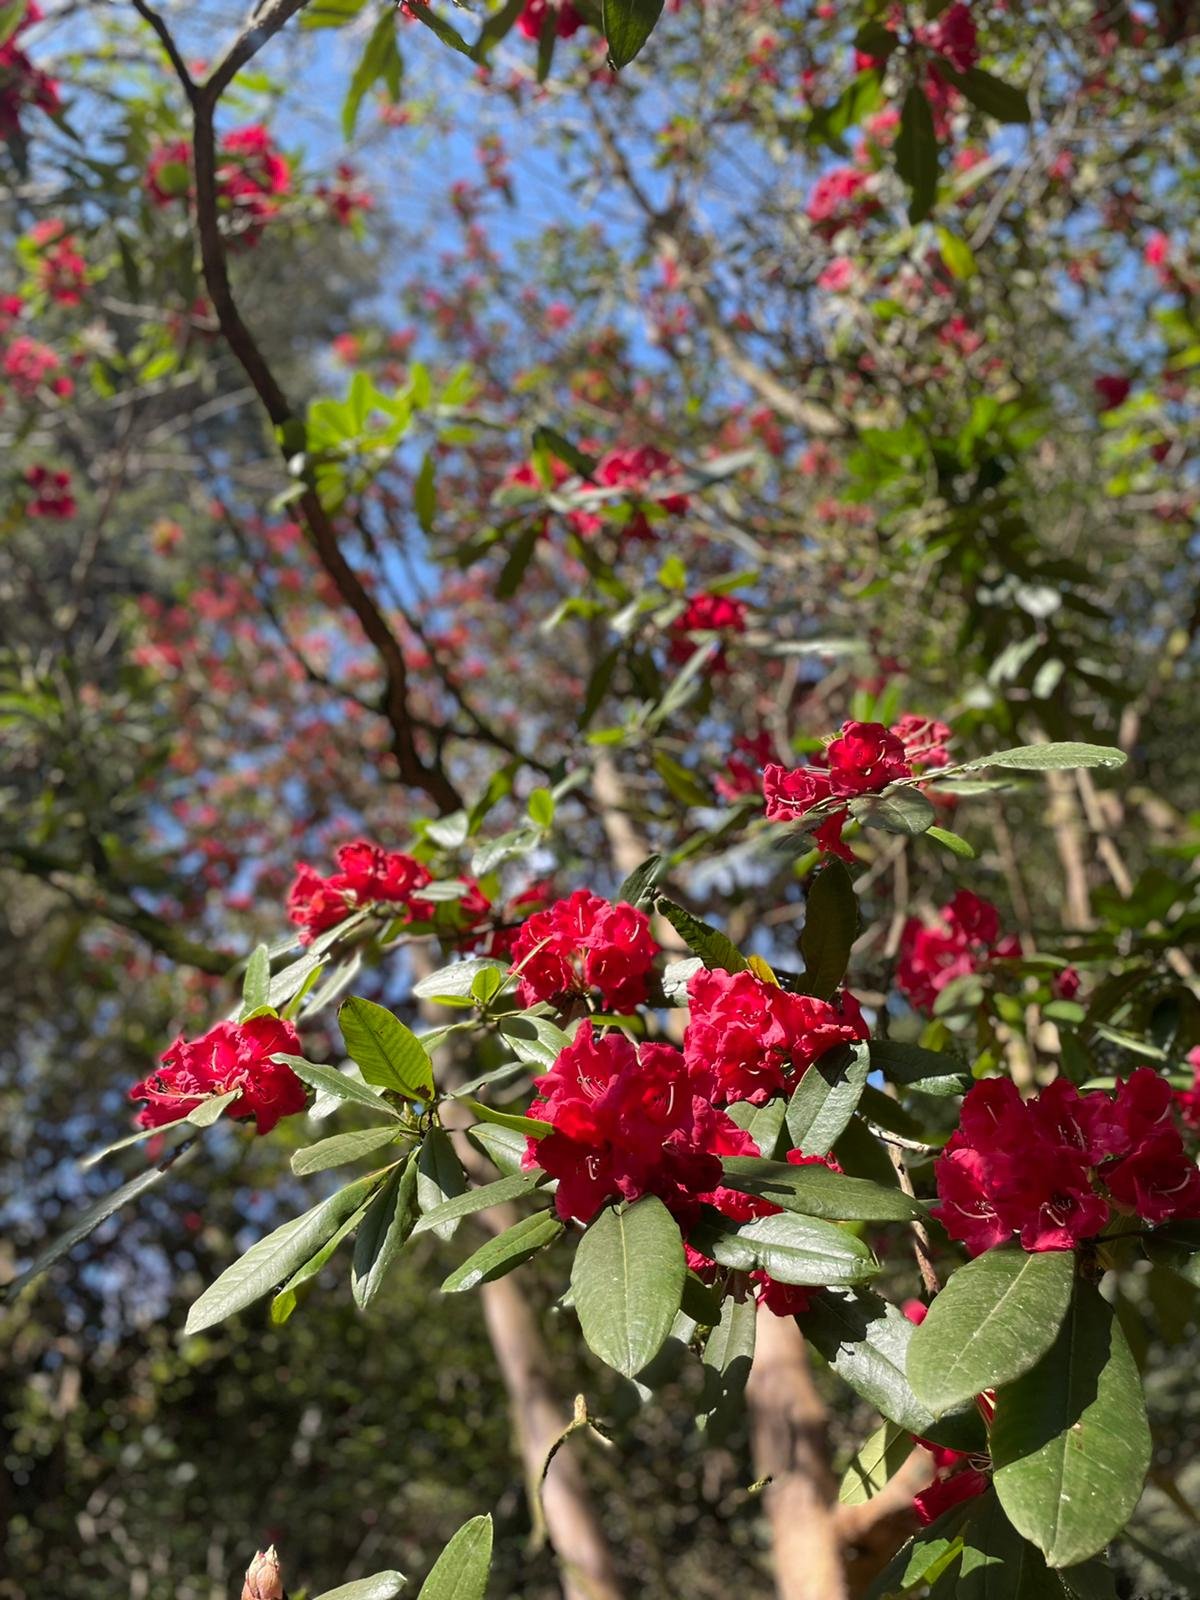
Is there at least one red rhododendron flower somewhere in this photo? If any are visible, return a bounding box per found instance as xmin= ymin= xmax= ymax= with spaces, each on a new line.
xmin=1095 ymin=373 xmax=1131 ymax=411
xmin=517 ymin=0 xmax=581 ymax=39
xmin=523 ymin=1022 xmax=757 ymax=1225
xmin=316 ymin=162 xmax=374 ymax=227
xmin=287 ymin=840 xmax=432 ymax=943
xmin=129 ymin=1016 xmax=305 ymax=1135
xmin=896 ymin=890 xmax=1019 ymax=1014
xmin=913 ymin=1461 xmax=989 ymax=1526
xmin=0 ymin=4 xmax=62 ymax=143
xmin=925 ymin=2 xmax=979 ymax=72
xmin=933 ymin=1070 xmax=1200 ymax=1256
xmin=668 ymin=592 xmax=748 ymax=666
xmin=763 ymin=720 xmax=915 ymax=861
xmin=683 ymin=967 xmax=868 ymax=1105
xmin=891 ymin=715 xmax=952 ymax=770
xmin=510 ymin=888 xmax=658 ymax=1013
xmin=27 ymin=219 xmax=87 ymax=304
xmin=592 ymin=444 xmax=689 ymax=538
xmin=1176 ymin=1045 xmax=1200 ymax=1128
xmin=716 ymin=731 xmax=775 ymax=803
xmin=806 ymin=167 xmax=878 ymax=237
xmin=24 ymin=463 xmax=75 ymax=517
xmin=3 ymin=334 xmax=72 ymax=398
xmin=146 ymin=137 xmax=193 ymax=205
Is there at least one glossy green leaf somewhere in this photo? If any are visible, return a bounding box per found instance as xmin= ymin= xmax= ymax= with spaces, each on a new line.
xmin=992 ymin=1280 xmax=1151 ymax=1567
xmin=718 ymin=1157 xmax=925 ymax=1221
xmin=867 ymin=1040 xmax=971 ymax=1096
xmin=242 ymin=944 xmax=271 ymax=1013
xmin=441 ymin=1210 xmax=563 ymax=1292
xmin=785 ymin=1042 xmax=872 ymax=1155
xmin=838 ymin=1419 xmax=910 ymax=1506
xmin=959 ymin=743 xmax=1126 ymax=774
xmin=896 ymin=83 xmax=939 ymax=223
xmin=416 ymin=1127 xmax=468 ymax=1241
xmin=351 ymin=1157 xmax=420 ymax=1309
xmin=274 ymin=1056 xmax=403 ymax=1119
xmin=603 ymin=0 xmax=664 ymax=69
xmin=412 ymin=1172 xmax=544 ymax=1236
xmin=339 ymin=997 xmax=434 ymax=1101
xmin=655 ymin=896 xmax=748 ymax=973
xmin=312 ymin=1573 xmax=406 ymax=1600
xmin=698 ymin=1289 xmax=757 ymax=1435
xmin=291 ymin=1126 xmax=403 ymax=1176
xmin=691 ymin=1210 xmax=877 ymax=1287
xmin=186 ymin=1173 xmax=381 ymax=1334
xmin=849 ymin=786 xmax=936 ymax=836
xmin=908 ymin=1249 xmax=1076 ymax=1417
xmin=797 ymin=858 xmax=858 ymax=999
xmin=571 ymin=1197 xmax=685 ymax=1378
xmin=458 ymin=1096 xmax=549 ymax=1139
xmin=416 ymin=1513 xmax=492 ymax=1600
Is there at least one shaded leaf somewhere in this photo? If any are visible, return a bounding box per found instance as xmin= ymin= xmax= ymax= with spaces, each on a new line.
xmin=571 ymin=1197 xmax=685 ymax=1378
xmin=441 ymin=1210 xmax=563 ymax=1292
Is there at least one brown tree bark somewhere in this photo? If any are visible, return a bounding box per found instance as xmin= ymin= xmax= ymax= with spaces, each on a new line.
xmin=747 ymin=1308 xmax=849 ymax=1600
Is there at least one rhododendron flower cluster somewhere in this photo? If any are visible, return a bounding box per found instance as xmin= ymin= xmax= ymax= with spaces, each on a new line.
xmin=683 ymin=966 xmax=868 ymax=1105
xmin=147 ymin=124 xmax=291 ymax=241
xmin=895 ymin=889 xmax=1019 ymax=1014
xmin=806 ymin=167 xmax=878 ymax=237
xmin=0 ymin=3 xmax=62 ymax=143
xmin=510 ymin=888 xmax=658 ymax=1012
xmin=2 ymin=333 xmax=72 ymax=398
xmin=24 ymin=463 xmax=75 ymax=517
xmin=763 ymin=717 xmax=949 ymax=859
xmin=933 ymin=1071 xmax=1200 ymax=1255
xmin=129 ymin=1016 xmax=305 ymax=1135
xmin=316 ymin=163 xmax=374 ymax=227
xmin=668 ymin=591 xmax=747 ymax=666
xmin=287 ymin=840 xmax=432 ymax=943
xmin=523 ymin=1021 xmax=758 ymax=1226
xmin=592 ymin=444 xmax=690 ymax=538
xmin=517 ymin=0 xmax=581 ymax=41
xmin=27 ymin=219 xmax=86 ymax=304
xmin=715 ymin=730 xmax=775 ymax=803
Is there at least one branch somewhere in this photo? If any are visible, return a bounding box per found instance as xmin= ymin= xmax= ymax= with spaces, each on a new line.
xmin=133 ymin=0 xmax=463 ymax=813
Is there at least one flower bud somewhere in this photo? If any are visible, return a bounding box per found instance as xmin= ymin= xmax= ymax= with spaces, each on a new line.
xmin=242 ymin=1546 xmax=285 ymax=1600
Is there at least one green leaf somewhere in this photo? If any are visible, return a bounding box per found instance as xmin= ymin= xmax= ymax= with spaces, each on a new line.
xmin=188 ymin=1088 xmax=243 ymax=1128
xmin=275 ymin=1055 xmax=403 ymax=1119
xmin=803 ymin=1288 xmax=987 ymax=1450
xmin=414 ymin=449 xmax=436 ymax=533
xmin=571 ymin=1197 xmax=686 ymax=1378
xmin=414 ymin=957 xmax=508 ymax=1004
xmin=954 ymin=1491 xmax=1072 ymax=1599
xmin=603 ymin=0 xmax=664 ymax=69
xmin=416 ymin=1127 xmax=468 ymax=1241
xmin=412 ymin=1172 xmax=544 ymax=1236
xmin=655 ymin=896 xmax=748 ymax=973
xmin=529 ymin=424 xmax=598 ymax=477
xmin=497 ymin=1013 xmax=571 ymax=1069
xmin=896 ymin=84 xmax=940 ymax=224
xmin=458 ymin=1097 xmax=549 ymax=1139
xmin=849 ymin=786 xmax=936 ymax=836
xmin=0 ymin=0 xmax=27 ymax=46
xmin=496 ymin=522 xmax=541 ymax=599
xmin=312 ymin=1574 xmax=406 ymax=1600
xmin=718 ymin=1157 xmax=925 ymax=1221
xmin=339 ymin=997 xmax=434 ymax=1102
xmin=351 ymin=1156 xmax=420 ymax=1309
xmin=470 ymin=0 xmax=524 ymax=60
xmin=408 ymin=2 xmax=473 ymax=56
xmin=785 ymin=1042 xmax=872 ymax=1155
xmin=291 ymin=1126 xmax=403 ymax=1176
xmin=653 ymin=750 xmax=710 ymax=809
xmin=466 ymin=1122 xmax=528 ymax=1176
xmin=867 ymin=1040 xmax=971 ymax=1096
xmin=698 ymin=1289 xmax=757 ymax=1434
xmin=242 ymin=944 xmax=271 ymax=1013
xmin=940 ymin=64 xmax=1031 ymax=124
xmin=864 ymin=1499 xmax=975 ymax=1599
xmin=342 ymin=8 xmax=403 ymax=138
xmin=991 ymin=1280 xmax=1151 ymax=1567
xmin=186 ymin=1174 xmax=381 ymax=1334
xmin=797 ymin=858 xmax=858 ymax=998
xmin=535 ymin=0 xmax=557 ymax=82
xmin=908 ymin=1249 xmax=1076 ymax=1417
xmin=838 ymin=1419 xmax=910 ymax=1506
xmin=417 ymin=1514 xmax=492 ymax=1600
xmin=527 ymin=786 xmax=555 ymax=828
xmin=936 ymin=226 xmax=977 ymax=281
xmin=724 ymin=1096 xmax=788 ymax=1159
xmin=691 ymin=1210 xmax=877 ymax=1287
xmin=616 ymin=852 xmax=666 ymax=909
xmin=959 ymin=743 xmax=1126 ymax=774
xmin=441 ymin=1210 xmax=563 ymax=1292
xmin=927 ymin=825 xmax=977 ymax=859
xmin=271 ymin=1200 xmax=371 ymax=1325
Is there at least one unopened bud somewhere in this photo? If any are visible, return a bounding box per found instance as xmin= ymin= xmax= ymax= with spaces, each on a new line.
xmin=242 ymin=1546 xmax=285 ymax=1600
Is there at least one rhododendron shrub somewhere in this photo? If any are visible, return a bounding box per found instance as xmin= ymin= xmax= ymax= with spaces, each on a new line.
xmin=7 ymin=0 xmax=1200 ymax=1596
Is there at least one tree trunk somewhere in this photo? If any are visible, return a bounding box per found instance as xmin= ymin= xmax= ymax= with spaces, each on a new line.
xmin=747 ymin=1308 xmax=848 ymax=1600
